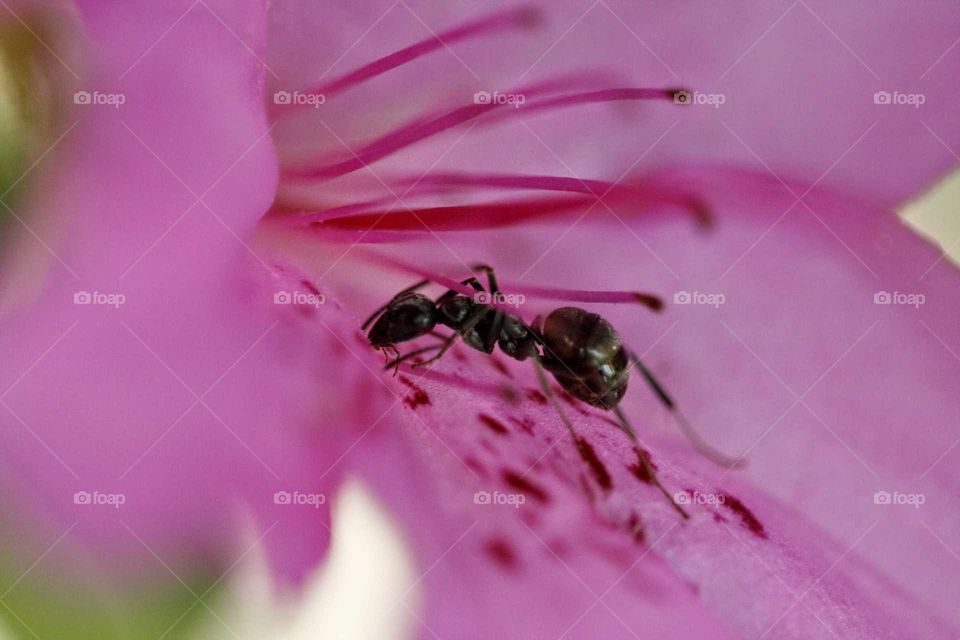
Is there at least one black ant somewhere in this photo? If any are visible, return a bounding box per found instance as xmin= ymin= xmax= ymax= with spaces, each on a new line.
xmin=362 ymin=264 xmax=742 ymax=518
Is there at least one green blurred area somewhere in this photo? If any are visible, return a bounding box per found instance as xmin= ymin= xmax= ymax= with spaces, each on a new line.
xmin=0 ymin=559 xmax=225 ymax=640
xmin=0 ymin=9 xmax=66 ymax=216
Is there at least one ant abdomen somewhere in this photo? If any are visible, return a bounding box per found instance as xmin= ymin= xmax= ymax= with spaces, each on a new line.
xmin=539 ymin=307 xmax=629 ymax=409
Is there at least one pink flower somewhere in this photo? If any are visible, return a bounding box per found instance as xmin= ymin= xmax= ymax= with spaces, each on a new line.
xmin=2 ymin=1 xmax=959 ymax=638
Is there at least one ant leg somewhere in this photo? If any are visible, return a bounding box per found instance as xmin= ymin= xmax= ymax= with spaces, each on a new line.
xmin=532 ymin=359 xmax=688 ymax=519
xmin=412 ymin=305 xmax=489 ymax=368
xmin=532 ymin=358 xmax=579 ymax=439
xmin=470 ymin=264 xmax=499 ymax=294
xmin=383 ymin=343 xmax=445 ymax=371
xmin=627 ymin=350 xmax=744 ymax=469
xmin=612 ymin=406 xmax=689 ymax=519
xmin=362 ymin=279 xmax=431 ymax=330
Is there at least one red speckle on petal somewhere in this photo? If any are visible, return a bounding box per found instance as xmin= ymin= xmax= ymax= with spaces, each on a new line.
xmin=498 ymin=384 xmax=521 ymax=404
xmin=463 ymin=456 xmax=487 ymax=478
xmin=489 ymin=356 xmax=512 ymax=378
xmin=721 ymin=494 xmax=767 ymax=539
xmin=525 ymin=389 xmax=547 ymax=405
xmin=398 ymin=376 xmax=431 ymax=409
xmin=501 ymin=469 xmax=550 ymax=504
xmin=508 ymin=416 xmax=536 ymax=435
xmin=300 ymin=279 xmax=322 ymax=295
xmin=520 ymin=510 xmax=539 ymax=528
xmin=628 ymin=447 xmax=658 ymax=484
xmin=574 ymin=437 xmax=612 ymax=491
xmin=626 ymin=512 xmax=646 ymax=544
xmin=484 ymin=538 xmax=519 ymax=571
xmin=478 ymin=413 xmax=509 ymax=436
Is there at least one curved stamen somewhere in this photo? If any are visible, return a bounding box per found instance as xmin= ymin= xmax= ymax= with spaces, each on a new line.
xmin=340 ymin=10 xmax=537 ymax=96
xmin=274 ymin=5 xmax=541 ymax=114
xmin=391 ymin=172 xmax=707 ymax=220
xmin=283 ymin=86 xmax=683 ymax=180
xmin=397 ymin=172 xmax=614 ymax=196
xmin=282 ymin=171 xmax=709 ymax=230
xmin=503 ymin=284 xmax=663 ymax=311
xmin=354 ymin=252 xmax=664 ymax=310
xmin=310 ymin=195 xmax=590 ymax=230
xmin=475 ymin=87 xmax=677 ymax=127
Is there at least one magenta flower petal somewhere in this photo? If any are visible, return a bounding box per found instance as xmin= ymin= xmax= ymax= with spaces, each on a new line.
xmin=2 ymin=2 xmax=958 ymax=637
xmin=268 ymin=0 xmax=960 ymax=206
xmin=293 ymin=162 xmax=960 ymax=637
xmin=0 ymin=1 xmax=357 ymax=581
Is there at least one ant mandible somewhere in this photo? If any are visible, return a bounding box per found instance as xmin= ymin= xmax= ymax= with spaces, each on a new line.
xmin=362 ymin=264 xmax=742 ymax=518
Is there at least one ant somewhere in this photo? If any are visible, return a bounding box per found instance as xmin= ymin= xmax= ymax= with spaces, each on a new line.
xmin=362 ymin=264 xmax=742 ymax=518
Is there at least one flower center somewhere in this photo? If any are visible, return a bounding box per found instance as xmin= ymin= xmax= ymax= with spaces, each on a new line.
xmin=0 ymin=9 xmax=71 ymax=205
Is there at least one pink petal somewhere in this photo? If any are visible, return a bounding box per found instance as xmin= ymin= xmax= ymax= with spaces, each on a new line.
xmin=288 ymin=164 xmax=960 ymax=637
xmin=0 ymin=1 xmax=358 ymax=584
xmin=268 ymin=1 xmax=960 ymax=206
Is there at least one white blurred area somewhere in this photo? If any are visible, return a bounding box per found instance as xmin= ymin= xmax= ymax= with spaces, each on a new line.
xmin=901 ymin=170 xmax=960 ymax=265
xmin=201 ymin=480 xmax=420 ymax=640
xmin=0 ymin=171 xmax=957 ymax=640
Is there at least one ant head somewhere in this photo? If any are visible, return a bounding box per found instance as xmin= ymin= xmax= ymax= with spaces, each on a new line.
xmin=367 ymin=293 xmax=438 ymax=348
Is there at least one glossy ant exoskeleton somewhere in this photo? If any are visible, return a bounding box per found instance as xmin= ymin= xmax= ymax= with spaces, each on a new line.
xmin=363 ymin=264 xmax=742 ymax=517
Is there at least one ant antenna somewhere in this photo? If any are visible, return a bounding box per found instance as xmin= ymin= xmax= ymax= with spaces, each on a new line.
xmin=628 ymin=350 xmax=744 ymax=469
